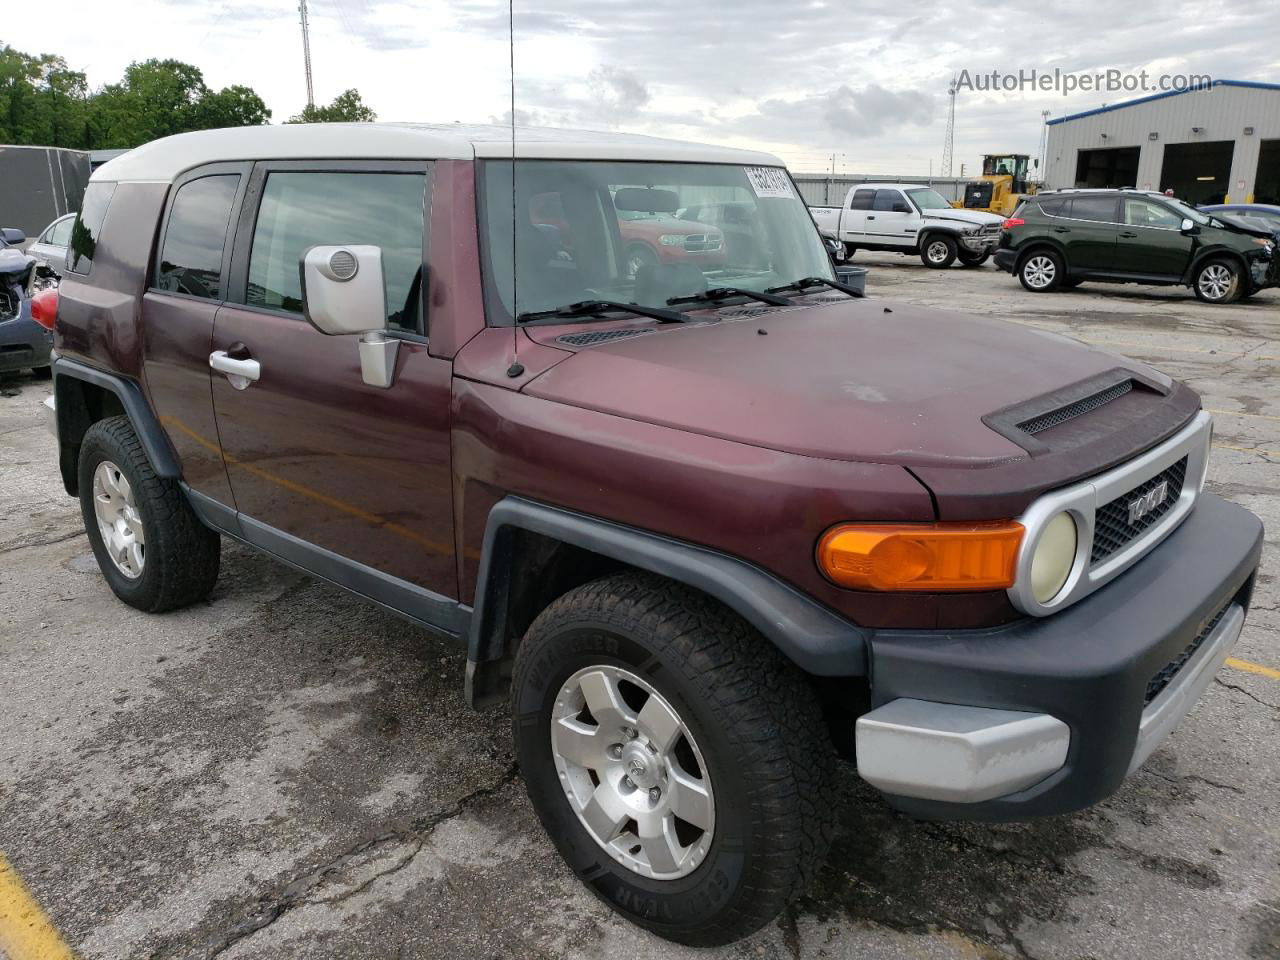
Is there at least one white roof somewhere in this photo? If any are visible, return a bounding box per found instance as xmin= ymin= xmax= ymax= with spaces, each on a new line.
xmin=93 ymin=123 xmax=785 ymax=182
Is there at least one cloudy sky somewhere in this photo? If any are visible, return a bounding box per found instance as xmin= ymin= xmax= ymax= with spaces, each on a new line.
xmin=5 ymin=0 xmax=1277 ymax=175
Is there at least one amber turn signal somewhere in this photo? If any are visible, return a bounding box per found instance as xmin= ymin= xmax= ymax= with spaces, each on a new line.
xmin=817 ymin=521 xmax=1025 ymax=592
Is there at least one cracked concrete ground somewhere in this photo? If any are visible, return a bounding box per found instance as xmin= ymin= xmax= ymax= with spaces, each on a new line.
xmin=1 ymin=259 xmax=1278 ymax=960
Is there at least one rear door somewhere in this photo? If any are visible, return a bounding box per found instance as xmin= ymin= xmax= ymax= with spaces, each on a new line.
xmin=141 ymin=164 xmax=248 ymax=508
xmin=209 ymin=160 xmax=458 ymax=599
xmin=1060 ymin=196 xmax=1120 ymax=271
xmin=1117 ymin=197 xmax=1193 ymax=277
xmin=864 ymin=189 xmax=916 ymax=248
xmin=839 ymin=188 xmax=875 ymax=242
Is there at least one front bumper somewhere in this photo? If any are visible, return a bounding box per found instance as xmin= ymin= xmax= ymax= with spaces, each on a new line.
xmin=993 ymin=247 xmax=1017 ymax=273
xmin=857 ymin=493 xmax=1262 ymax=821
xmin=0 ymin=303 xmax=53 ymax=372
xmin=960 ymin=234 xmax=999 ymax=253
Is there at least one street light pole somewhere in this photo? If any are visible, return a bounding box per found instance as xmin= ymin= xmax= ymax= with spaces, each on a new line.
xmin=299 ymin=0 xmax=315 ymax=108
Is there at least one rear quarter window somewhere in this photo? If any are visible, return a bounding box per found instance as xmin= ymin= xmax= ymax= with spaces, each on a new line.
xmin=1037 ymin=198 xmax=1067 ymax=217
xmin=67 ymin=182 xmax=117 ymax=275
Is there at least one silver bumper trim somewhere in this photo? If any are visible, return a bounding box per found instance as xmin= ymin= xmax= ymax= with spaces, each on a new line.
xmin=42 ymin=394 xmax=56 ymax=438
xmin=855 ymin=699 xmax=1070 ymax=803
xmin=1128 ymin=603 xmax=1245 ymax=774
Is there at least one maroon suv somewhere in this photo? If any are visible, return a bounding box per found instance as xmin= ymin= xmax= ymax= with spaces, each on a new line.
xmin=45 ymin=123 xmax=1262 ymax=946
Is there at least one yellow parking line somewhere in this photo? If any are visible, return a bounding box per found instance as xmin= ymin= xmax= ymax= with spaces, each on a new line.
xmin=1206 ymin=407 xmax=1280 ymax=423
xmin=1226 ymin=657 xmax=1280 ymax=681
xmin=0 ymin=854 xmax=76 ymax=960
xmin=1213 ymin=441 xmax=1280 ymax=459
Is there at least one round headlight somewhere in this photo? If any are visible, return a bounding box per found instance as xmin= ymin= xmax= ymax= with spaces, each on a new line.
xmin=1030 ymin=512 xmax=1078 ymax=604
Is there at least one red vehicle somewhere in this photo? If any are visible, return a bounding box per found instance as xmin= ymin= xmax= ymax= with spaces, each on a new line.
xmin=47 ymin=124 xmax=1262 ymax=947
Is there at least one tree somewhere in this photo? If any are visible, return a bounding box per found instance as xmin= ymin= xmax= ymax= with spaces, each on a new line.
xmin=195 ymin=85 xmax=271 ymax=130
xmin=288 ymin=88 xmax=376 ymax=123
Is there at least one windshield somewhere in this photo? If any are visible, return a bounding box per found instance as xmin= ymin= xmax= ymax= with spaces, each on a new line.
xmin=1164 ymin=196 xmax=1211 ymax=225
xmin=907 ymin=188 xmax=952 ymax=211
xmin=480 ymin=160 xmax=833 ymax=323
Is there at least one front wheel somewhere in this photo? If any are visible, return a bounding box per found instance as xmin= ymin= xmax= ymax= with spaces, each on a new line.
xmin=1193 ymin=258 xmax=1243 ymax=304
xmin=625 ymin=243 xmax=658 ymax=279
xmin=920 ymin=235 xmax=957 ymax=268
xmin=511 ymin=572 xmax=836 ymax=946
xmin=957 ymin=249 xmax=990 ymax=267
xmin=1018 ymin=249 xmax=1063 ymax=292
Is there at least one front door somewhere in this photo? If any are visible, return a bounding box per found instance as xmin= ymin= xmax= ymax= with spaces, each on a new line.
xmin=1060 ymin=195 xmax=1120 ymax=271
xmin=865 ymin=188 xmax=918 ymax=248
xmin=1117 ymin=197 xmax=1194 ymax=277
xmin=209 ymin=161 xmax=458 ymax=598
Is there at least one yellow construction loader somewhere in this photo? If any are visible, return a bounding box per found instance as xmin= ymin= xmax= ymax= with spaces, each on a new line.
xmin=961 ymin=153 xmax=1037 ymax=216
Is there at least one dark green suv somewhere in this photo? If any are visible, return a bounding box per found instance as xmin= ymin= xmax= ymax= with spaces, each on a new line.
xmin=993 ymin=189 xmax=1279 ymax=304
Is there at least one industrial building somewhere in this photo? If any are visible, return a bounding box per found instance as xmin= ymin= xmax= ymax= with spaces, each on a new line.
xmin=1042 ymin=80 xmax=1280 ymax=205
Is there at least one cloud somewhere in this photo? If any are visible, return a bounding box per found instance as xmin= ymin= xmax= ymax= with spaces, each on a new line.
xmin=586 ymin=66 xmax=651 ymax=119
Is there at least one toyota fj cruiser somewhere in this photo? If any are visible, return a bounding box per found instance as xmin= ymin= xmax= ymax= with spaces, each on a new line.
xmin=46 ymin=124 xmax=1262 ymax=946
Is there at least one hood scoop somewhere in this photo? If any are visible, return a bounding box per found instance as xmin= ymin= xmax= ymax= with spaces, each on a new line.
xmin=558 ymin=328 xmax=657 ymax=347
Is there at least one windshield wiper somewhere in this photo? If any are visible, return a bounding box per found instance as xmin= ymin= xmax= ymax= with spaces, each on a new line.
xmin=765 ymin=276 xmax=865 ymax=299
xmin=515 ymin=299 xmax=690 ymax=325
xmin=666 ymin=286 xmax=793 ymax=308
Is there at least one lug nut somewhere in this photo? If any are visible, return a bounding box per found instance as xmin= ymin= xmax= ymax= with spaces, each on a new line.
xmin=622 ymin=726 xmax=638 ymax=740
xmin=609 ymin=744 xmax=623 ymax=759
xmin=649 ymin=787 xmax=661 ymax=802
xmin=622 ymin=776 xmax=634 ymax=789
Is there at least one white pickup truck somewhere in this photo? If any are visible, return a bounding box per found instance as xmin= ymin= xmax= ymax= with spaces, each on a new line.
xmin=811 ymin=183 xmax=1005 ymax=268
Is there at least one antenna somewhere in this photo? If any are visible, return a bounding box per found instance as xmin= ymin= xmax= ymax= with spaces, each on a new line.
xmin=506 ymin=0 xmax=522 ymax=377
xmin=941 ymin=76 xmax=956 ymax=178
xmin=299 ymin=0 xmax=315 ymax=108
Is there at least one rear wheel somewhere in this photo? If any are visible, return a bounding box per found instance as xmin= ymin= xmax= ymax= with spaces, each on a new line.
xmin=625 ymin=243 xmax=658 ymax=279
xmin=1193 ymin=258 xmax=1243 ymax=304
xmin=1018 ymin=249 xmax=1063 ymax=292
xmin=78 ymin=416 xmax=220 ymax=612
xmin=511 ymin=572 xmax=836 ymax=946
xmin=920 ymin=235 xmax=957 ymax=268
xmin=842 ymin=243 xmax=856 ymax=260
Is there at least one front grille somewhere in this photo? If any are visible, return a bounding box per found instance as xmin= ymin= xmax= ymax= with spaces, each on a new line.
xmin=557 ymin=328 xmax=654 ymax=347
xmin=682 ymin=235 xmax=722 ymax=252
xmin=1019 ymin=380 xmax=1133 ymax=435
xmin=1091 ymin=456 xmax=1188 ymax=564
xmin=0 ymin=288 xmax=16 ymax=322
xmin=980 ymin=223 xmax=1002 ymax=237
xmin=1144 ymin=602 xmax=1231 ymax=706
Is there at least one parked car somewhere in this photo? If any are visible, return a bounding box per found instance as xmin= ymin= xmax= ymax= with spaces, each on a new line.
xmin=0 ymin=227 xmax=59 ymax=377
xmin=46 ymin=124 xmax=1262 ymax=946
xmin=26 ymin=212 xmax=75 ymax=272
xmin=1199 ymin=202 xmax=1280 ymax=237
xmin=810 ymin=183 xmax=1004 ymax=267
xmin=995 ymin=189 xmax=1279 ymax=303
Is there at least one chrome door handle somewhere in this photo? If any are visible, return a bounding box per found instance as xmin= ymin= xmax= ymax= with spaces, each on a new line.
xmin=1119 ymin=232 xmax=1138 ymax=238
xmin=209 ymin=350 xmax=260 ymax=389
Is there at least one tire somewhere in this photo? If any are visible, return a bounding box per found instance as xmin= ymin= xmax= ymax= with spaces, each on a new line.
xmin=957 ymin=250 xmax=990 ymax=267
xmin=625 ymin=243 xmax=658 ymax=279
xmin=511 ymin=571 xmax=836 ymax=946
xmin=920 ymin=235 xmax=957 ymax=268
xmin=1018 ymin=248 xmax=1063 ymax=292
xmin=842 ymin=243 xmax=856 ymax=260
xmin=1193 ymin=258 xmax=1243 ymax=304
xmin=1061 ymin=277 xmax=1083 ymax=289
xmin=78 ymin=415 xmax=220 ymax=612
xmin=31 ymin=365 xmax=52 ymax=380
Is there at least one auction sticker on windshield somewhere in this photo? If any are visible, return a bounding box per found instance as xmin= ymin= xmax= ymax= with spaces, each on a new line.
xmin=745 ymin=167 xmax=795 ymax=199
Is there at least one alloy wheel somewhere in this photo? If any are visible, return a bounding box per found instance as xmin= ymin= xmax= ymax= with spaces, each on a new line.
xmin=551 ymin=664 xmax=715 ymax=880
xmin=927 ymin=240 xmax=950 ymax=263
xmin=1198 ymin=263 xmax=1233 ymax=301
xmin=1023 ymin=255 xmax=1056 ymax=289
xmin=92 ymin=460 xmax=145 ymax=579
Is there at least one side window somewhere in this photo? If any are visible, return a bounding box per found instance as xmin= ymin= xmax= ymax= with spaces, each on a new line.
xmin=1038 ymin=198 xmax=1067 ymax=217
xmin=872 ymin=189 xmax=905 ymax=212
xmin=849 ymin=189 xmax=875 ymax=210
xmin=1069 ymin=197 xmax=1119 ymax=223
xmin=156 ymin=175 xmax=240 ymax=300
xmin=67 ymin=181 xmax=116 ymax=275
xmin=246 ymin=171 xmax=428 ymax=335
xmin=50 ymin=217 xmax=75 ymax=246
xmin=1123 ymin=199 xmax=1183 ymax=229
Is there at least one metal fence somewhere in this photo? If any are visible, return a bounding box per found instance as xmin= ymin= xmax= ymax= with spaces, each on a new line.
xmin=0 ymin=146 xmax=91 ymax=236
xmin=792 ymin=174 xmax=970 ymax=207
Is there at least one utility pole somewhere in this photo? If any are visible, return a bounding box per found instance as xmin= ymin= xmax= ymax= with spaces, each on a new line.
xmin=299 ymin=0 xmax=315 ymax=108
xmin=941 ymin=77 xmax=956 ymax=177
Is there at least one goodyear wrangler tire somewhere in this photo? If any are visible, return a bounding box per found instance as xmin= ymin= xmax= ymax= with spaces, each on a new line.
xmin=78 ymin=415 xmax=220 ymax=612
xmin=511 ymin=571 xmax=836 ymax=946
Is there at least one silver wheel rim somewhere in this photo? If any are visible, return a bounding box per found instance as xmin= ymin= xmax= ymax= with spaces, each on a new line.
xmin=1024 ymin=255 xmax=1056 ymax=288
xmin=551 ymin=664 xmax=715 ymax=880
xmin=626 ymin=251 xmax=651 ymax=278
xmin=1198 ymin=263 xmax=1233 ymax=300
xmin=927 ymin=240 xmax=950 ymax=263
xmin=92 ymin=460 xmax=145 ymax=579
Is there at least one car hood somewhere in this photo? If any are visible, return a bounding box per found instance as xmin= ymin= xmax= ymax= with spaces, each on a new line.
xmin=0 ymin=247 xmax=34 ymax=279
xmin=922 ymin=209 xmax=1005 ymax=227
xmin=522 ymin=298 xmax=1166 ymax=469
xmin=1211 ymin=213 xmax=1276 ymax=239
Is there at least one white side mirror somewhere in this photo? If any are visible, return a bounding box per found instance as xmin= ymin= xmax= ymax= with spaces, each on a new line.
xmin=301 ymin=245 xmax=399 ymax=389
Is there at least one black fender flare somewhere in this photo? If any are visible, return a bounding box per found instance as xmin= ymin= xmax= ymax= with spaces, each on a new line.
xmin=464 ymin=497 xmax=869 ymax=707
xmin=52 ymin=356 xmax=181 ymax=494
xmin=1183 ymin=246 xmax=1249 ymax=286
